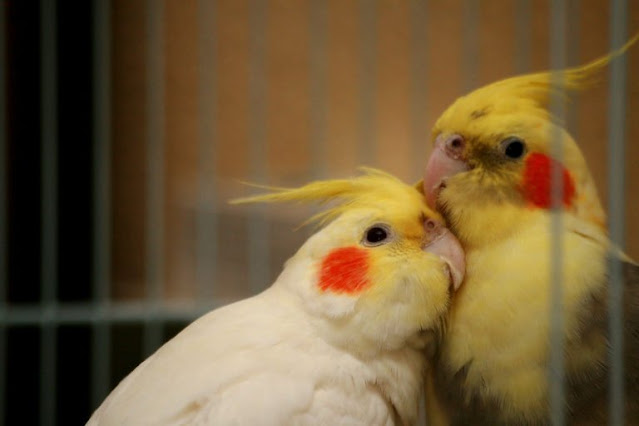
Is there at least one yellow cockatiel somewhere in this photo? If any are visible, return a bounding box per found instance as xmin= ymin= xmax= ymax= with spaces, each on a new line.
xmin=421 ymin=38 xmax=639 ymax=424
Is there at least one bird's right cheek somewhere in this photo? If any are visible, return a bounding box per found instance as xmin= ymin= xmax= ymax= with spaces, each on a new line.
xmin=317 ymin=246 xmax=370 ymax=294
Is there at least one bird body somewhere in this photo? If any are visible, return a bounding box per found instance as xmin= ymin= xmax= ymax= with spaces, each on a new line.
xmin=88 ymin=170 xmax=465 ymax=426
xmin=434 ymin=213 xmax=610 ymax=424
xmin=89 ymin=285 xmax=420 ymax=426
xmin=422 ymin=36 xmax=639 ymax=425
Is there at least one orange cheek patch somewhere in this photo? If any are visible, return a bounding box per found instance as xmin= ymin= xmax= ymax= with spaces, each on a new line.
xmin=318 ymin=246 xmax=370 ymax=294
xmin=522 ymin=153 xmax=576 ymax=209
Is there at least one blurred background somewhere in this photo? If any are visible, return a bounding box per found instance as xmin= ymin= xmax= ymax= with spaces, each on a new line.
xmin=1 ymin=0 xmax=639 ymax=424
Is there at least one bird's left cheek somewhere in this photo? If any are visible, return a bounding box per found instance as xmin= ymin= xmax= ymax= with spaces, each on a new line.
xmin=521 ymin=153 xmax=577 ymax=209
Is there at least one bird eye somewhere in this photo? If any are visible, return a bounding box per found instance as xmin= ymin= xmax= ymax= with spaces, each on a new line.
xmin=501 ymin=137 xmax=526 ymax=159
xmin=362 ymin=224 xmax=392 ymax=247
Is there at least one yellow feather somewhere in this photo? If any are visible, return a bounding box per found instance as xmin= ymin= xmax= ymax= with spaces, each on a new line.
xmin=231 ymin=167 xmax=441 ymax=227
xmin=435 ymin=32 xmax=638 ymax=136
xmin=426 ymin=34 xmax=639 ymax=424
xmin=433 ymin=35 xmax=639 ymax=246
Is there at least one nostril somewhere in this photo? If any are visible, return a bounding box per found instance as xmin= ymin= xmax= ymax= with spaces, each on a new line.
xmin=447 ymin=135 xmax=464 ymax=150
xmin=425 ymin=218 xmax=437 ymax=231
xmin=423 ymin=218 xmax=445 ymax=245
xmin=441 ymin=134 xmax=465 ymax=160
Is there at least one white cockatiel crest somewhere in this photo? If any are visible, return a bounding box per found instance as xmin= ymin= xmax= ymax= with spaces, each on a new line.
xmin=87 ymin=168 xmax=465 ymax=426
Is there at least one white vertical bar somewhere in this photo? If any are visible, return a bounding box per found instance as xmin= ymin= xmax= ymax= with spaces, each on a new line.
xmin=410 ymin=0 xmax=428 ymax=180
xmin=549 ymin=1 xmax=567 ymax=424
xmin=607 ymin=1 xmax=628 ymax=424
xmin=309 ymin=0 xmax=328 ymax=180
xmin=40 ymin=0 xmax=57 ymax=424
xmin=144 ymin=0 xmax=165 ymax=356
xmin=358 ymin=0 xmax=377 ymax=165
xmin=410 ymin=4 xmax=430 ymax=422
xmin=462 ymin=0 xmax=479 ymax=92
xmin=565 ymin=1 xmax=579 ymax=133
xmin=197 ymin=0 xmax=218 ymax=302
xmin=515 ymin=0 xmax=531 ymax=73
xmin=91 ymin=0 xmax=112 ymax=409
xmin=248 ymin=0 xmax=269 ymax=295
xmin=0 ymin=0 xmax=7 ymax=420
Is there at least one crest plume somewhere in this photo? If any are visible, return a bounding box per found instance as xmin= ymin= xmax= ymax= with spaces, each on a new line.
xmin=437 ymin=32 xmax=639 ymax=129
xmin=231 ymin=168 xmax=428 ymax=227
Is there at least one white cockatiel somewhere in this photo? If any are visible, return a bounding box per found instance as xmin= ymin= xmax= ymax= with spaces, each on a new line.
xmin=87 ymin=169 xmax=465 ymax=426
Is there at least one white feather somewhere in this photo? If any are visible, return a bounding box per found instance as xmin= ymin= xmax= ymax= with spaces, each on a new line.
xmin=87 ymin=280 xmax=423 ymax=425
xmin=87 ymin=177 xmax=452 ymax=426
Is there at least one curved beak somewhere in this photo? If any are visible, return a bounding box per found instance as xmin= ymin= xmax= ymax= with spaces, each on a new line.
xmin=423 ymin=134 xmax=469 ymax=210
xmin=423 ymin=218 xmax=465 ymax=291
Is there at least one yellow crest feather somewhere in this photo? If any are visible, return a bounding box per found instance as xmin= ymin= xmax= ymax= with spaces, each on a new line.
xmin=498 ymin=32 xmax=638 ymax=95
xmin=558 ymin=32 xmax=639 ymax=90
xmin=231 ymin=168 xmax=427 ymax=227
xmin=434 ymin=33 xmax=639 ymax=139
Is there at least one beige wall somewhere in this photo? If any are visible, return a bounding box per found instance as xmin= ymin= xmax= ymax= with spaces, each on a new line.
xmin=110 ymin=0 xmax=639 ymax=299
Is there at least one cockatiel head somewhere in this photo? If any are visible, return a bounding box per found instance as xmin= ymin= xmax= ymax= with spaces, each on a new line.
xmin=235 ymin=169 xmax=465 ymax=354
xmin=423 ymin=36 xmax=638 ymax=249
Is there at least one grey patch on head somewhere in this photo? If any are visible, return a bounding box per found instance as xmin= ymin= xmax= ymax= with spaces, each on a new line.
xmin=470 ymin=107 xmax=491 ymax=120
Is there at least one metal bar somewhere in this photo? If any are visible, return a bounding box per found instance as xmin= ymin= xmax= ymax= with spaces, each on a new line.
xmin=197 ymin=0 xmax=218 ymax=301
xmin=144 ymin=0 xmax=165 ymax=356
xmin=0 ymin=301 xmax=227 ymax=326
xmin=409 ymin=4 xmax=430 ymax=422
xmin=247 ymin=0 xmax=269 ymax=295
xmin=410 ymin=0 xmax=428 ymax=179
xmin=549 ymin=1 xmax=567 ymax=424
xmin=40 ymin=1 xmax=57 ymax=424
xmin=0 ymin=0 xmax=7 ymax=420
xmin=606 ymin=1 xmax=628 ymax=424
xmin=565 ymin=0 xmax=580 ymax=134
xmin=515 ymin=0 xmax=531 ymax=73
xmin=91 ymin=0 xmax=112 ymax=410
xmin=309 ymin=0 xmax=328 ymax=180
xmin=462 ymin=0 xmax=479 ymax=92
xmin=358 ymin=0 xmax=377 ymax=165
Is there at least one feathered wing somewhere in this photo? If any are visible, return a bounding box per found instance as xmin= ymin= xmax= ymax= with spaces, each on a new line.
xmin=564 ymin=259 xmax=639 ymax=425
xmin=87 ymin=288 xmax=320 ymax=426
xmin=429 ymin=256 xmax=639 ymax=426
xmin=87 ymin=286 xmax=399 ymax=426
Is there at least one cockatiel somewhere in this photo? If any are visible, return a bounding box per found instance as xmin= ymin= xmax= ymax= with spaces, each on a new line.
xmin=87 ymin=169 xmax=465 ymax=426
xmin=421 ymin=38 xmax=639 ymax=425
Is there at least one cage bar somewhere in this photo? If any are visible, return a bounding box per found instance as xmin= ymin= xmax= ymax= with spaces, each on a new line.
xmin=0 ymin=0 xmax=7 ymax=420
xmin=462 ymin=0 xmax=479 ymax=92
xmin=515 ymin=0 xmax=531 ymax=73
xmin=40 ymin=0 xmax=58 ymax=424
xmin=607 ymin=0 xmax=629 ymax=424
xmin=410 ymin=0 xmax=429 ymax=179
xmin=409 ymin=2 xmax=430 ymax=422
xmin=90 ymin=0 xmax=112 ymax=410
xmin=143 ymin=0 xmax=166 ymax=356
xmin=358 ymin=0 xmax=377 ymax=166
xmin=196 ymin=0 xmax=218 ymax=302
xmin=247 ymin=0 xmax=270 ymax=295
xmin=0 ymin=301 xmax=227 ymax=326
xmin=549 ymin=0 xmax=568 ymax=424
xmin=309 ymin=0 xmax=328 ymax=180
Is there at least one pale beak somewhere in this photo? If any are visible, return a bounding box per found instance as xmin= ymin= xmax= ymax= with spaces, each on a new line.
xmin=423 ymin=134 xmax=469 ymax=210
xmin=423 ymin=218 xmax=465 ymax=291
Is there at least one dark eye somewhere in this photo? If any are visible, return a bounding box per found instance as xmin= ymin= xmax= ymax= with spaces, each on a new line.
xmin=502 ymin=137 xmax=526 ymax=159
xmin=362 ymin=225 xmax=391 ymax=247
